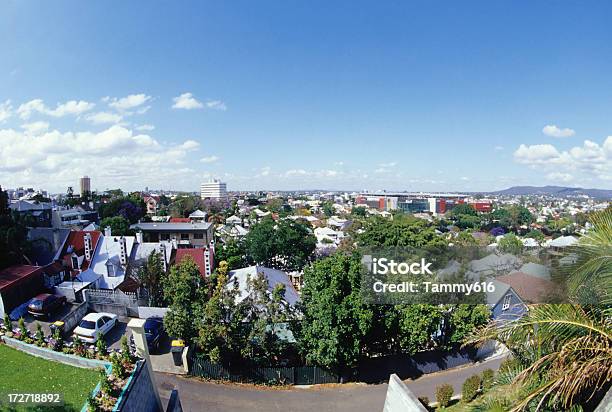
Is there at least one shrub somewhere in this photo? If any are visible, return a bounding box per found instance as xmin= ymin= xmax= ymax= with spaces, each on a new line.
xmin=462 ymin=374 xmax=482 ymax=402
xmin=2 ymin=313 xmax=11 ymax=331
xmin=120 ymin=335 xmax=133 ymax=363
xmin=99 ymin=368 xmax=112 ymax=395
xmin=110 ymin=353 xmax=127 ymax=379
xmin=73 ymin=336 xmax=85 ymax=357
xmin=51 ymin=327 xmax=64 ymax=351
xmin=17 ymin=317 xmax=28 ymax=340
xmin=481 ymin=368 xmax=495 ymax=390
xmin=86 ymin=393 xmax=99 ymax=412
xmin=96 ymin=333 xmax=107 ymax=357
xmin=35 ymin=322 xmax=45 ymax=346
xmin=436 ymin=384 xmax=454 ymax=408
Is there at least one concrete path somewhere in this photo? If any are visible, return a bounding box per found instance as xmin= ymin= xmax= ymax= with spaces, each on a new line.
xmin=155 ymin=356 xmax=507 ymax=412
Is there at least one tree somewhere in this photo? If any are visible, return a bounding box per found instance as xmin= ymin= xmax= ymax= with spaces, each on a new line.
xmin=444 ymin=305 xmax=490 ymax=347
xmin=163 ymin=257 xmax=208 ymax=343
xmin=215 ymin=239 xmax=247 ymax=270
xmin=244 ymin=217 xmax=316 ymax=271
xmin=136 ymin=251 xmax=167 ymax=306
xmin=322 ymin=202 xmax=334 ymax=218
xmin=351 ymin=206 xmax=367 ymax=217
xmin=99 ymin=197 xmax=145 ymax=224
xmin=525 ymin=229 xmax=545 ymax=243
xmin=357 ymin=214 xmax=446 ymax=249
xmin=451 ymin=204 xmax=478 ymax=217
xmin=497 ymin=233 xmax=523 ymax=255
xmin=394 ymin=304 xmax=443 ymax=354
xmin=0 ymin=187 xmax=30 ymax=270
xmin=99 ymin=216 xmax=131 ymax=236
xmin=196 ymin=261 xmax=247 ymax=364
xmin=298 ymin=253 xmax=373 ymax=378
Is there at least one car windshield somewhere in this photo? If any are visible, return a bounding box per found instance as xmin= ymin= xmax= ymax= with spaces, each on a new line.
xmin=29 ymin=300 xmax=44 ymax=309
xmin=79 ymin=320 xmax=96 ymax=329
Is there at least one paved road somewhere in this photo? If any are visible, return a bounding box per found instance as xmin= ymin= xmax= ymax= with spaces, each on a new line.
xmin=155 ymin=356 xmax=507 ymax=412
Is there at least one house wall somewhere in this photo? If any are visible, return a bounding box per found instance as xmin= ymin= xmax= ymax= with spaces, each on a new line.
xmin=115 ymin=360 xmax=162 ymax=412
xmin=491 ymin=288 xmax=527 ymax=322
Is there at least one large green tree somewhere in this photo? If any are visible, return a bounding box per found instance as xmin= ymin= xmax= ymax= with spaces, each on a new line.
xmin=244 ymin=217 xmax=316 ymax=271
xmin=163 ymin=257 xmax=209 ymax=343
xmin=298 ymin=253 xmax=373 ymax=379
xmin=135 ymin=251 xmax=167 ymax=307
xmin=99 ymin=216 xmax=132 ymax=236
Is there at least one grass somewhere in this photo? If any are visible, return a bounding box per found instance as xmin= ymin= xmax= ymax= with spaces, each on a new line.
xmin=433 ymin=385 xmax=514 ymax=411
xmin=0 ymin=344 xmax=100 ymax=411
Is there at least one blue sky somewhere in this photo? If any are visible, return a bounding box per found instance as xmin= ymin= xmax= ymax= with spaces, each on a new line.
xmin=1 ymin=1 xmax=611 ymax=192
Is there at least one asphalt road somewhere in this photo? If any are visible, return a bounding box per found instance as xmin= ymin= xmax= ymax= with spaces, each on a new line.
xmin=155 ymin=356 xmax=507 ymax=412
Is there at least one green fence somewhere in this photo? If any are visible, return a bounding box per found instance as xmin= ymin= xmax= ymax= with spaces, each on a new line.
xmin=190 ymin=355 xmax=338 ymax=385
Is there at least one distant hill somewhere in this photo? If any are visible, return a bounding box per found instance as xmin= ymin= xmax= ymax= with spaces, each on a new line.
xmin=489 ymin=185 xmax=612 ymax=199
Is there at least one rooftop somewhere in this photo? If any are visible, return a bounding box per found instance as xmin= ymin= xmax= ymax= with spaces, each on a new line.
xmin=131 ymin=222 xmax=212 ymax=232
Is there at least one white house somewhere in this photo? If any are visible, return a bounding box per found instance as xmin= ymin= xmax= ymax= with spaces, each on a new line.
xmin=227 ymin=265 xmax=300 ymax=307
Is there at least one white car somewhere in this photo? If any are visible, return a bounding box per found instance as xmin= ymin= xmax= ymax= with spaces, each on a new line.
xmin=73 ymin=312 xmax=118 ymax=343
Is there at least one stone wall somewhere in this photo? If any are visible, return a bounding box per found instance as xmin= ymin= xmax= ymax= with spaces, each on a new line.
xmin=1 ymin=335 xmax=109 ymax=370
xmin=60 ymin=302 xmax=88 ymax=332
xmin=383 ymin=374 xmax=427 ymax=412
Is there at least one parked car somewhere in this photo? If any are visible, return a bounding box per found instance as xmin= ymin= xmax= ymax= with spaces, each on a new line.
xmin=27 ymin=293 xmax=67 ymax=318
xmin=130 ymin=317 xmax=165 ymax=352
xmin=73 ymin=313 xmax=118 ymax=343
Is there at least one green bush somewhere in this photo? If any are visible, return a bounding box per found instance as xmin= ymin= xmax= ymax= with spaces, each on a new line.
xmin=481 ymin=368 xmax=495 ymax=390
xmin=436 ymin=384 xmax=454 ymax=408
xmin=96 ymin=333 xmax=107 ymax=357
xmin=462 ymin=374 xmax=482 ymax=402
xmin=418 ymin=396 xmax=431 ymax=411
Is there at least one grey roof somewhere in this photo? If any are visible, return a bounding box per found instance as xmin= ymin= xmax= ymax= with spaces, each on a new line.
xmin=131 ymin=222 xmax=212 ymax=232
xmin=10 ymin=200 xmax=52 ymax=211
xmin=486 ymin=279 xmax=512 ymax=306
xmin=27 ymin=228 xmax=70 ymax=266
xmin=131 ymin=241 xmax=173 ymax=266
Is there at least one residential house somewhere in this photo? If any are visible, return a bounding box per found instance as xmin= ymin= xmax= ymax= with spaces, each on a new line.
xmin=144 ymin=195 xmax=160 ymax=215
xmin=130 ymin=221 xmax=214 ymax=248
xmin=78 ymin=232 xmax=136 ymax=289
xmin=188 ymin=209 xmax=208 ymax=222
xmin=58 ymin=230 xmax=103 ymax=278
xmin=227 ymin=265 xmax=300 ymax=307
xmin=486 ymin=279 xmax=528 ymax=323
xmin=0 ymin=265 xmax=45 ymax=318
xmin=175 ymin=247 xmax=214 ymax=278
xmin=496 ymin=271 xmax=561 ymax=304
xmin=51 ymin=206 xmax=99 ymax=229
xmin=9 ymin=200 xmax=53 ymax=227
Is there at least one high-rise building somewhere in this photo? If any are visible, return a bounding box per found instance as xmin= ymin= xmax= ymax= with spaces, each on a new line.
xmin=79 ymin=176 xmax=91 ymax=196
xmin=200 ymin=179 xmax=227 ymax=200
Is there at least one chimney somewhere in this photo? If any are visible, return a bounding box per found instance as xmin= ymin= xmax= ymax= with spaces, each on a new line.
xmin=84 ymin=233 xmax=92 ymax=261
xmin=159 ymin=243 xmax=168 ymax=272
xmin=136 ymin=231 xmax=143 ymax=244
xmin=104 ymin=226 xmax=112 ymax=237
xmin=119 ymin=236 xmax=128 ymax=265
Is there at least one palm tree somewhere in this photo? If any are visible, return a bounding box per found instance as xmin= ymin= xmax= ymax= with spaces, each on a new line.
xmin=469 ymin=208 xmax=612 ymax=411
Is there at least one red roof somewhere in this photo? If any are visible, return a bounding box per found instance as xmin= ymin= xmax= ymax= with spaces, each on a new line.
xmin=175 ymin=249 xmax=206 ymax=277
xmin=496 ymin=272 xmax=559 ymax=303
xmin=169 ymin=217 xmax=191 ymax=223
xmin=59 ymin=230 xmax=102 ymax=271
xmin=0 ymin=265 xmax=44 ymax=291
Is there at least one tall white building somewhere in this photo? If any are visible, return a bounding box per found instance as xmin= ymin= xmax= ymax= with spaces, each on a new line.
xmin=200 ymin=179 xmax=227 ymax=200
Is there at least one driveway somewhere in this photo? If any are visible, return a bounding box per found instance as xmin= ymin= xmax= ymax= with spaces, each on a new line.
xmin=155 ymin=356 xmax=507 ymax=412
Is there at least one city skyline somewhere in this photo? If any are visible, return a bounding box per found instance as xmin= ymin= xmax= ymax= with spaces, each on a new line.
xmin=1 ymin=1 xmax=612 ymax=192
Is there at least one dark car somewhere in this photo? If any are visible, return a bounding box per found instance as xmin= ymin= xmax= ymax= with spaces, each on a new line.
xmin=131 ymin=317 xmax=165 ymax=352
xmin=27 ymin=294 xmax=67 ymax=318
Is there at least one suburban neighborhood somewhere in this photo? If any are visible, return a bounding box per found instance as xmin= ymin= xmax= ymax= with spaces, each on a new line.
xmin=1 ymin=2 xmax=612 ymax=411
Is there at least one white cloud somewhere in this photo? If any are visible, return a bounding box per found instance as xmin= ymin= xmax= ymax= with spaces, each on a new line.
xmin=259 ymin=166 xmax=271 ymax=177
xmin=205 ymin=100 xmax=227 ymax=111
xmin=108 ymin=94 xmax=152 ymax=111
xmin=21 ymin=121 xmax=49 ymax=135
xmin=0 ymin=100 xmax=12 ymax=123
xmin=379 ymin=161 xmax=397 ymax=168
xmin=283 ymin=169 xmax=307 ymax=177
xmin=172 ymin=93 xmax=204 ymax=110
xmin=546 ymin=172 xmax=573 ymax=183
xmin=17 ymin=99 xmax=95 ymax=119
xmin=494 ymin=145 xmax=504 ymax=151
xmin=514 ymin=138 xmax=612 ymax=182
xmin=135 ymin=124 xmax=155 ymax=131
xmin=542 ymin=124 xmax=575 ymax=138
xmin=85 ymin=111 xmax=122 ymax=125
xmin=514 ymin=144 xmax=561 ymax=164
xmin=179 ymin=140 xmax=200 ymax=150
xmin=200 ymin=155 xmax=219 ymax=163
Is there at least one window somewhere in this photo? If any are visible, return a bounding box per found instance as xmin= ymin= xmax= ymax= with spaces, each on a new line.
xmin=160 ymin=233 xmax=170 ymax=241
xmin=502 ymin=294 xmax=512 ymax=311
xmin=194 ymin=233 xmax=204 ymax=239
xmin=180 ymin=233 xmax=189 ymax=240
xmin=71 ymin=256 xmax=79 ymax=269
